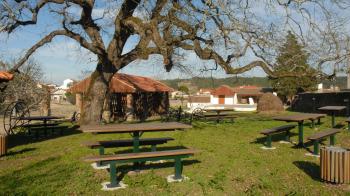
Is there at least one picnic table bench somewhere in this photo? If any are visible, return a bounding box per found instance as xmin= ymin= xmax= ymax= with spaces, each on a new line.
xmin=307 ymin=129 xmax=341 ymax=155
xmin=192 ymin=108 xmax=236 ymax=123
xmin=84 ymin=148 xmax=199 ymax=189
xmin=260 ymin=124 xmax=296 ymax=148
xmin=83 ymin=137 xmax=175 ymax=155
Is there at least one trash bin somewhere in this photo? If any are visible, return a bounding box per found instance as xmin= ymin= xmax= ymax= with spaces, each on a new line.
xmin=320 ymin=146 xmax=350 ymax=183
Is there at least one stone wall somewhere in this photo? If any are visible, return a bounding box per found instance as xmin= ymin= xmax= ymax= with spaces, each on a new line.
xmin=291 ymin=91 xmax=350 ymax=116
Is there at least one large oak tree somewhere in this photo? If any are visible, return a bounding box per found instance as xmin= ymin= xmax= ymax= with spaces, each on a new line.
xmin=1 ymin=0 xmax=349 ymax=124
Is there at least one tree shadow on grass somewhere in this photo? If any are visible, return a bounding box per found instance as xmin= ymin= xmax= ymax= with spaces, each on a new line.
xmin=0 ymin=156 xmax=74 ymax=194
xmin=293 ymin=161 xmax=320 ymax=181
xmin=5 ymin=147 xmax=36 ymax=156
xmin=7 ymin=125 xmax=81 ymax=148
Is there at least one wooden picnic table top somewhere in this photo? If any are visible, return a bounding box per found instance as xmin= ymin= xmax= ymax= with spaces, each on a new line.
xmin=318 ymin=106 xmax=346 ymax=112
xmin=273 ymin=113 xmax=326 ymax=122
xmin=16 ymin=116 xmax=65 ymax=121
xmin=80 ymin=122 xmax=192 ymax=134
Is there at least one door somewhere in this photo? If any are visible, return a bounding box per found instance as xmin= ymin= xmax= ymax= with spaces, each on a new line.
xmin=218 ymin=95 xmax=225 ymax=104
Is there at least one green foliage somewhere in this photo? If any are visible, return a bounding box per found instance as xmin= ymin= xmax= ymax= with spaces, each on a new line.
xmin=270 ymin=32 xmax=318 ymax=102
xmin=178 ymin=85 xmax=189 ymax=94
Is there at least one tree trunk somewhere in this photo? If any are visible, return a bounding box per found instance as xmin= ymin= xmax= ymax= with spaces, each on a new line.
xmin=80 ymin=63 xmax=115 ymax=125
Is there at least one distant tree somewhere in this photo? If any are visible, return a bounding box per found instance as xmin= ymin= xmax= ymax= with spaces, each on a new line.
xmin=177 ymin=85 xmax=189 ymax=107
xmin=178 ymin=85 xmax=189 ymax=95
xmin=270 ymin=32 xmax=318 ymax=103
xmin=0 ymin=58 xmax=46 ymax=109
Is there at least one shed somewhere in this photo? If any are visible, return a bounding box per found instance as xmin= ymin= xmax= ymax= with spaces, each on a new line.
xmin=68 ymin=73 xmax=173 ymax=121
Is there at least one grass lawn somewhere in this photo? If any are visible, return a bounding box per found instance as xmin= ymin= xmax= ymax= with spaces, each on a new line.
xmin=1 ymin=112 xmax=350 ymax=195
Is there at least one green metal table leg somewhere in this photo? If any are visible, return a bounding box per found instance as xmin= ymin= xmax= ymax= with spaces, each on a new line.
xmin=174 ymin=158 xmax=183 ymax=179
xmin=97 ymin=146 xmax=105 ymax=166
xmin=151 ymin=145 xmax=156 ymax=152
xmin=266 ymin=135 xmax=272 ymax=148
xmin=109 ymin=161 xmax=118 ymax=187
xmin=311 ymin=120 xmax=315 ymax=128
xmin=298 ymin=121 xmax=304 ymax=147
xmin=133 ymin=132 xmax=141 ymax=169
xmin=330 ymin=135 xmax=335 ymax=146
xmin=331 ymin=112 xmax=335 ymax=128
xmin=133 ymin=132 xmax=140 ymax=153
xmin=318 ymin=118 xmax=321 ymax=125
xmin=313 ymin=140 xmax=319 ymax=155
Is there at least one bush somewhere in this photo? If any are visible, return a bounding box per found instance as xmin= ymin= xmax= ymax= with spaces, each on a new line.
xmin=257 ymin=93 xmax=284 ymax=113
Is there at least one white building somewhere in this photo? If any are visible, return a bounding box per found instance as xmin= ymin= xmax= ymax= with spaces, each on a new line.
xmin=187 ymin=85 xmax=269 ymax=112
xmin=50 ymin=79 xmax=75 ymax=103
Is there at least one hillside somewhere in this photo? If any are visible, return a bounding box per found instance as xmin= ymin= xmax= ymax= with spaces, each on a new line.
xmin=161 ymin=76 xmax=347 ymax=90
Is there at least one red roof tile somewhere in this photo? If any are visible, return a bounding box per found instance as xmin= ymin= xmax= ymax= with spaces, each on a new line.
xmin=211 ymin=85 xmax=235 ymax=96
xmin=68 ymin=73 xmax=173 ymax=94
xmin=0 ymin=71 xmax=13 ymax=81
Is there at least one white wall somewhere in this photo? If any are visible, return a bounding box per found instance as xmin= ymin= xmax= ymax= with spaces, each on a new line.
xmin=233 ymin=94 xmax=238 ymax=104
xmin=210 ymin=95 xmax=234 ymax=105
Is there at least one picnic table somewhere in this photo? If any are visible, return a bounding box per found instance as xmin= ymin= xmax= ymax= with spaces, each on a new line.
xmin=15 ymin=116 xmax=65 ymax=136
xmin=203 ymin=108 xmax=235 ymax=123
xmin=80 ymin=122 xmax=192 ymax=153
xmin=318 ymin=106 xmax=346 ymax=128
xmin=273 ymin=113 xmax=326 ymax=147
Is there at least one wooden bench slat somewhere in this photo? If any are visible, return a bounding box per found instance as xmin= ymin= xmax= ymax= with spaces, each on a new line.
xmin=83 ymin=137 xmax=174 ymax=148
xmin=84 ymin=148 xmax=199 ymax=162
xmin=307 ymin=129 xmax=341 ymax=140
xmin=260 ymin=124 xmax=296 ymax=135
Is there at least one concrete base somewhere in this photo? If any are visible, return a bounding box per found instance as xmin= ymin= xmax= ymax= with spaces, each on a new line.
xmin=101 ymin=181 xmax=127 ymax=191
xmin=305 ymin=152 xmax=320 ymax=158
xmin=146 ymin=160 xmax=167 ymax=164
xmin=91 ymin=162 xmax=109 ymax=170
xmin=279 ymin=141 xmax=291 ymax=144
xmin=166 ymin=175 xmax=189 ymax=183
xmin=260 ymin=146 xmax=276 ymax=150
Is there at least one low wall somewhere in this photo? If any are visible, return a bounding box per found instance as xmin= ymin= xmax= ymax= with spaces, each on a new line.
xmin=291 ymin=91 xmax=350 ymax=116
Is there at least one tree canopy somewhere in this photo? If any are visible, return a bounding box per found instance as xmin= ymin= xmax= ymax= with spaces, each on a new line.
xmin=270 ymin=31 xmax=318 ymax=102
xmin=1 ymin=0 xmax=350 ymax=123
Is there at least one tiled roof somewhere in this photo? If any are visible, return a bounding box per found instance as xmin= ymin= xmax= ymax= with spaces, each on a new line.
xmin=68 ymin=73 xmax=173 ymax=94
xmin=0 ymin=71 xmax=13 ymax=81
xmin=211 ymin=85 xmax=235 ymax=96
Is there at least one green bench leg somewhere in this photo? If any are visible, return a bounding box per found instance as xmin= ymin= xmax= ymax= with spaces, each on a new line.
xmin=151 ymin=145 xmax=157 ymax=152
xmin=109 ymin=161 xmax=118 ymax=187
xmin=311 ymin=120 xmax=315 ymax=128
xmin=313 ymin=140 xmax=319 ymax=155
xmin=266 ymin=135 xmax=272 ymax=148
xmin=318 ymin=118 xmax=321 ymax=125
xmin=174 ymin=158 xmax=183 ymax=179
xmin=330 ymin=135 xmax=335 ymax=146
xmin=285 ymin=130 xmax=290 ymax=142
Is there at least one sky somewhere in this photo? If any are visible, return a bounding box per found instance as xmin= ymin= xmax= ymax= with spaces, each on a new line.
xmin=0 ymin=1 xmax=348 ymax=85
